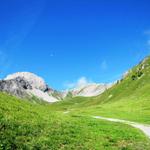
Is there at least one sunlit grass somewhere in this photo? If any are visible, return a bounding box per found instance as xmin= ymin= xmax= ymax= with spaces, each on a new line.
xmin=1 ymin=92 xmax=150 ymax=149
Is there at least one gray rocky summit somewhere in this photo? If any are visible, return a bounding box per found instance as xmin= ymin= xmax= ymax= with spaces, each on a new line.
xmin=0 ymin=72 xmax=113 ymax=102
xmin=0 ymin=77 xmax=32 ymax=97
xmin=0 ymin=72 xmax=59 ymax=102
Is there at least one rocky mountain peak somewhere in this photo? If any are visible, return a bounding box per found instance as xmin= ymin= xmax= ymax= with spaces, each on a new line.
xmin=0 ymin=72 xmax=114 ymax=102
xmin=5 ymin=72 xmax=47 ymax=91
xmin=0 ymin=77 xmax=32 ymax=97
xmin=0 ymin=72 xmax=60 ymax=102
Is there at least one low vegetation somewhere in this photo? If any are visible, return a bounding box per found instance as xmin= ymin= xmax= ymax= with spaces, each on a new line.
xmin=51 ymin=56 xmax=150 ymax=124
xmin=1 ymin=56 xmax=150 ymax=149
xmin=1 ymin=92 xmax=150 ymax=149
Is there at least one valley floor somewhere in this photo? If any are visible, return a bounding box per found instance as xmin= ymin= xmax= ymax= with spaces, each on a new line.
xmin=1 ymin=92 xmax=150 ymax=149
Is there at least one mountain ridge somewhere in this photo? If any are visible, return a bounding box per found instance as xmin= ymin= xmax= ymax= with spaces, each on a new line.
xmin=1 ymin=56 xmax=148 ymax=103
xmin=0 ymin=72 xmax=60 ymax=102
xmin=49 ymin=56 xmax=150 ymax=124
xmin=0 ymin=72 xmax=111 ymax=102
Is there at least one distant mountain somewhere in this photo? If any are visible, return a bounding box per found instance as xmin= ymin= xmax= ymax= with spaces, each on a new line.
xmin=0 ymin=72 xmax=61 ymax=102
xmin=57 ymin=56 xmax=150 ymax=113
xmin=0 ymin=72 xmax=113 ymax=102
xmin=64 ymin=83 xmax=112 ymax=98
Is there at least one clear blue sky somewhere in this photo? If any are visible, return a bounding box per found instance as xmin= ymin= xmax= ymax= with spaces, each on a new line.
xmin=0 ymin=0 xmax=150 ymax=90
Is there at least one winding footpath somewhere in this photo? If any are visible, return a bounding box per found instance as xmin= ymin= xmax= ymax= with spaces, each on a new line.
xmin=64 ymin=111 xmax=150 ymax=138
xmin=93 ymin=116 xmax=150 ymax=138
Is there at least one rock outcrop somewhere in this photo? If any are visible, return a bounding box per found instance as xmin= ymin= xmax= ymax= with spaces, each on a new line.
xmin=5 ymin=72 xmax=47 ymax=91
xmin=0 ymin=72 xmax=59 ymax=102
xmin=0 ymin=72 xmax=114 ymax=102
xmin=0 ymin=77 xmax=32 ymax=97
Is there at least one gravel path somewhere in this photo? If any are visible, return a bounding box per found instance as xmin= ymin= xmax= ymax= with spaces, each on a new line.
xmin=93 ymin=116 xmax=150 ymax=138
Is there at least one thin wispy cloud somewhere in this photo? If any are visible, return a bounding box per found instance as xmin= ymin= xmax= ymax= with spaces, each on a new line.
xmin=143 ymin=29 xmax=150 ymax=50
xmin=147 ymin=40 xmax=150 ymax=46
xmin=144 ymin=30 xmax=150 ymax=35
xmin=2 ymin=1 xmax=46 ymax=52
xmin=50 ymin=54 xmax=54 ymax=57
xmin=0 ymin=50 xmax=9 ymax=66
xmin=0 ymin=50 xmax=11 ymax=77
xmin=100 ymin=60 xmax=108 ymax=70
xmin=64 ymin=76 xmax=92 ymax=89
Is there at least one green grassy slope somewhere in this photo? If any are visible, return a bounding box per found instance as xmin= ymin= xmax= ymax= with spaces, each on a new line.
xmin=50 ymin=56 xmax=150 ymax=124
xmin=1 ymin=92 xmax=150 ymax=149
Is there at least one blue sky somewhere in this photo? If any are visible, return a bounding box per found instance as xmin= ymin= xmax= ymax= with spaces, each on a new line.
xmin=0 ymin=0 xmax=150 ymax=90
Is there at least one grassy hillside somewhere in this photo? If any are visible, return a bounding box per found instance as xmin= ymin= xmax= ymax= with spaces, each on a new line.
xmin=50 ymin=56 xmax=150 ymax=124
xmin=1 ymin=92 xmax=150 ymax=149
xmin=1 ymin=56 xmax=150 ymax=149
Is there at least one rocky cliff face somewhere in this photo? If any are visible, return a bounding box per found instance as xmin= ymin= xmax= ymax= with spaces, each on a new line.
xmin=0 ymin=72 xmax=113 ymax=102
xmin=0 ymin=72 xmax=60 ymax=102
xmin=5 ymin=72 xmax=47 ymax=91
xmin=0 ymin=77 xmax=32 ymax=97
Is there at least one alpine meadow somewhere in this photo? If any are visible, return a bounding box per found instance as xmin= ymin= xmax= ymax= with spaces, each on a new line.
xmin=1 ymin=0 xmax=150 ymax=150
